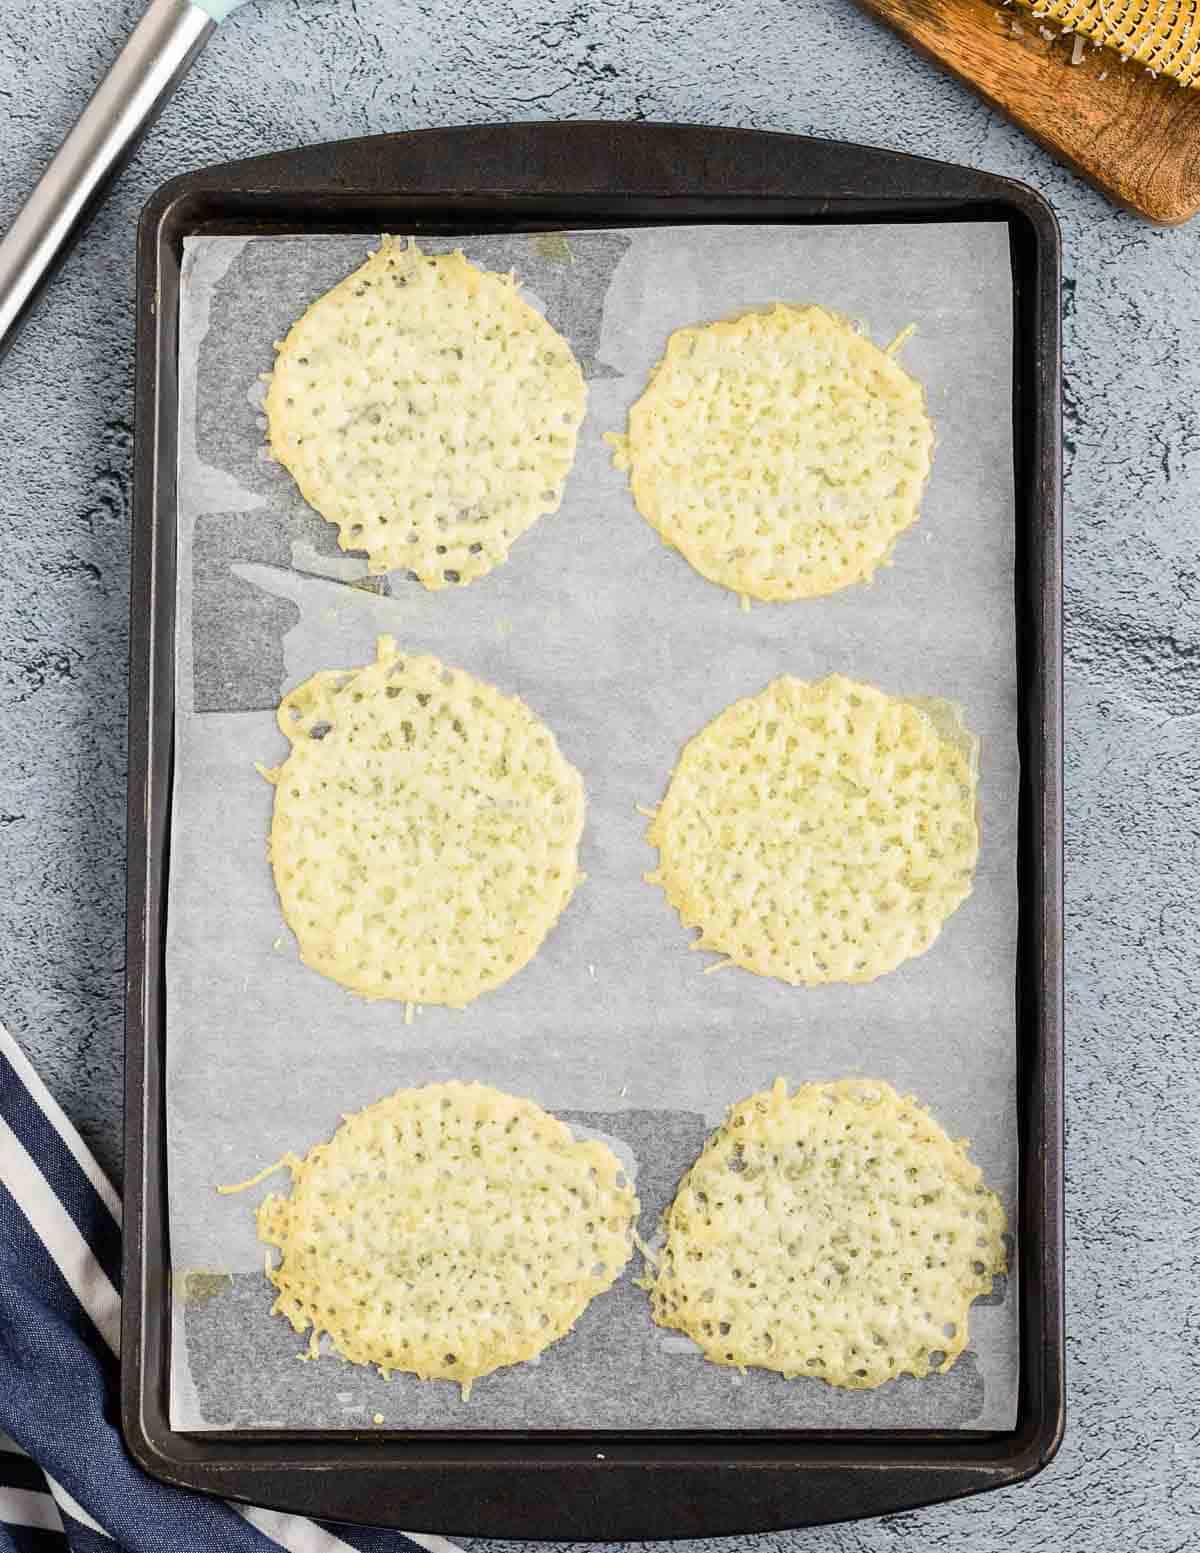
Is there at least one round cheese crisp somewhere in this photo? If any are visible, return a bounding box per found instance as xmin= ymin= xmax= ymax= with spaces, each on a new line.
xmin=610 ymin=305 xmax=933 ymax=601
xmin=249 ymin=1082 xmax=638 ymax=1398
xmin=646 ymin=1077 xmax=1007 ymax=1389
xmin=647 ymin=675 xmax=979 ymax=985
xmin=265 ymin=238 xmax=587 ymax=589
xmin=265 ymin=636 xmax=585 ymax=1006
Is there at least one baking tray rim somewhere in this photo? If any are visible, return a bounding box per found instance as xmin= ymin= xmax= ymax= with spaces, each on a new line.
xmin=122 ymin=119 xmax=1064 ymax=1540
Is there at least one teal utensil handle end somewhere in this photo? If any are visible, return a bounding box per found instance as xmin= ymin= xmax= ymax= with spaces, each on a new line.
xmin=192 ymin=0 xmax=251 ymax=19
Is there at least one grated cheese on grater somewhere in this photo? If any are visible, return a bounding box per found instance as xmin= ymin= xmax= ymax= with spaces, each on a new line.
xmin=1014 ymin=0 xmax=1200 ymax=87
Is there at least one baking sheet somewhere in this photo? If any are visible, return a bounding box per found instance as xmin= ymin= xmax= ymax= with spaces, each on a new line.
xmin=167 ymin=223 xmax=1019 ymax=1432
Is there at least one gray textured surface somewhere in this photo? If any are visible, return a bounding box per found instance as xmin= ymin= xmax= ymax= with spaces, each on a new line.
xmin=0 ymin=0 xmax=1195 ymax=1547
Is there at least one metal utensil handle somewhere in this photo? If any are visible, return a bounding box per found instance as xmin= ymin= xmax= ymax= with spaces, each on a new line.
xmin=0 ymin=0 xmax=215 ymax=362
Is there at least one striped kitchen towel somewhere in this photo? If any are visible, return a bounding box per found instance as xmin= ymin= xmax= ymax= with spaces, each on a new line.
xmin=0 ymin=1022 xmax=465 ymax=1553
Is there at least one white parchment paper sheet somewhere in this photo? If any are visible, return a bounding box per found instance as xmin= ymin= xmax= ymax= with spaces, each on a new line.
xmin=167 ymin=224 xmax=1018 ymax=1431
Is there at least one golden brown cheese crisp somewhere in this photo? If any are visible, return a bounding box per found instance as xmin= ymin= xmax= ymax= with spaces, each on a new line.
xmin=232 ymin=1082 xmax=638 ymax=1398
xmin=646 ymin=675 xmax=979 ymax=985
xmin=646 ymin=1077 xmax=1007 ymax=1388
xmin=266 ymin=238 xmax=587 ymax=589
xmin=264 ymin=636 xmax=585 ymax=1006
xmin=609 ymin=304 xmax=932 ymax=601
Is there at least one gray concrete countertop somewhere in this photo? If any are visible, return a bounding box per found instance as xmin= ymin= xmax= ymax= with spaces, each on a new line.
xmin=1 ymin=1 xmax=1194 ymax=1547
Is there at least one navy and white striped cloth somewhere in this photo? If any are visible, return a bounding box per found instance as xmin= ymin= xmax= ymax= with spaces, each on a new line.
xmin=0 ymin=1022 xmax=467 ymax=1553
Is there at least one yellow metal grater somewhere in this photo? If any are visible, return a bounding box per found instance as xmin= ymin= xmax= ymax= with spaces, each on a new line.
xmin=1014 ymin=0 xmax=1200 ymax=86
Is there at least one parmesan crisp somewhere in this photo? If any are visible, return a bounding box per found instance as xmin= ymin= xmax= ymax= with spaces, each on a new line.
xmin=237 ymin=1082 xmax=638 ymax=1399
xmin=266 ymin=238 xmax=587 ymax=589
xmin=647 ymin=675 xmax=980 ymax=986
xmin=646 ymin=1077 xmax=1007 ymax=1389
xmin=264 ymin=636 xmax=585 ymax=1006
xmin=609 ymin=304 xmax=932 ymax=601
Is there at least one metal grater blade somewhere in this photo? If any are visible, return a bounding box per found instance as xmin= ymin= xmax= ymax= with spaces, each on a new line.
xmin=1015 ymin=0 xmax=1200 ymax=86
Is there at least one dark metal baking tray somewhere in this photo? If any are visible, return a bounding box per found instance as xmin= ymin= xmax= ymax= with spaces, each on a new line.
xmin=123 ymin=120 xmax=1063 ymax=1540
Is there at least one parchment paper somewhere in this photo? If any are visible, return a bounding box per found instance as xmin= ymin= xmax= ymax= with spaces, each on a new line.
xmin=167 ymin=224 xmax=1019 ymax=1432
